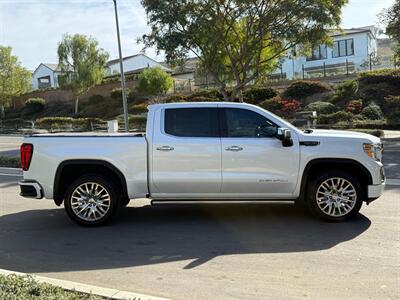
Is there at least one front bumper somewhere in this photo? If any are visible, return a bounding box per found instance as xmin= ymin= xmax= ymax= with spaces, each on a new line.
xmin=368 ymin=182 xmax=385 ymax=199
xmin=19 ymin=180 xmax=43 ymax=199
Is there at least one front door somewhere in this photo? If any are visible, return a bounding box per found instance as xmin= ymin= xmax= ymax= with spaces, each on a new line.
xmin=220 ymin=107 xmax=300 ymax=198
xmin=151 ymin=107 xmax=222 ymax=197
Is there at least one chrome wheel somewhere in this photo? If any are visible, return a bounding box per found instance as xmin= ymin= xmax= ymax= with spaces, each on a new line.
xmin=316 ymin=177 xmax=357 ymax=217
xmin=70 ymin=182 xmax=111 ymax=221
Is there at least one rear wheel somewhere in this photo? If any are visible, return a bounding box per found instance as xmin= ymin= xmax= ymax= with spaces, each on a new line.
xmin=306 ymin=171 xmax=363 ymax=222
xmin=64 ymin=175 xmax=119 ymax=226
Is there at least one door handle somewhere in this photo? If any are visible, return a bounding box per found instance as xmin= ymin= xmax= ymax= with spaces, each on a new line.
xmin=156 ymin=145 xmax=175 ymax=152
xmin=225 ymin=146 xmax=243 ymax=152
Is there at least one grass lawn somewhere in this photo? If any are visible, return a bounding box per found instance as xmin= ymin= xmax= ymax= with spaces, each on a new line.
xmin=0 ymin=274 xmax=106 ymax=299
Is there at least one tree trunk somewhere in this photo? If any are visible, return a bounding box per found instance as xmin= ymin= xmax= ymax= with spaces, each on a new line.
xmin=219 ymin=88 xmax=230 ymax=102
xmin=0 ymin=105 xmax=5 ymax=119
xmin=238 ymin=90 xmax=244 ymax=103
xmin=74 ymin=95 xmax=79 ymax=114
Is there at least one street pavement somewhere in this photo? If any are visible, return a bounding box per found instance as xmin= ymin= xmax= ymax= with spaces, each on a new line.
xmin=0 ymin=136 xmax=399 ymax=300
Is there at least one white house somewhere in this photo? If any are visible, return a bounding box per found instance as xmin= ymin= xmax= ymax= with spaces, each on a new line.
xmin=106 ymin=53 xmax=171 ymax=76
xmin=275 ymin=26 xmax=379 ymax=80
xmin=31 ymin=63 xmax=63 ymax=90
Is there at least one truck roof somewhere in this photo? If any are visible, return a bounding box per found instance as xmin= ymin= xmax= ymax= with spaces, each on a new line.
xmin=148 ymin=102 xmax=255 ymax=110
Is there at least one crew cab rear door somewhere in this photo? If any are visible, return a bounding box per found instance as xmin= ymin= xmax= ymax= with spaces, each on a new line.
xmin=150 ymin=106 xmax=222 ymax=197
xmin=219 ymin=107 xmax=300 ymax=197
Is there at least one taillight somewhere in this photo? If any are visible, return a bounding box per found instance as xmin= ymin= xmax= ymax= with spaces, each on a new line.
xmin=20 ymin=143 xmax=33 ymax=171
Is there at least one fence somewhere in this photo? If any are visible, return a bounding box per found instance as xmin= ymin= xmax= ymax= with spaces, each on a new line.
xmin=299 ymin=55 xmax=397 ymax=80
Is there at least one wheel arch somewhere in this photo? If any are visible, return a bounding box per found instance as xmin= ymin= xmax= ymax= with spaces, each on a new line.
xmin=299 ymin=158 xmax=373 ymax=202
xmin=53 ymin=159 xmax=128 ymax=206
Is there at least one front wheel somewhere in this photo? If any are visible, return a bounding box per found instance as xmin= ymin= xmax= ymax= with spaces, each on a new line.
xmin=306 ymin=171 xmax=363 ymax=222
xmin=64 ymin=175 xmax=119 ymax=226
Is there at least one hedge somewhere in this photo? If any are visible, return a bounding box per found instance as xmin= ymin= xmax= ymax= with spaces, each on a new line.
xmin=129 ymin=104 xmax=148 ymax=115
xmin=317 ymin=111 xmax=352 ymax=124
xmin=360 ymin=103 xmax=384 ymax=120
xmin=283 ymin=80 xmax=331 ymax=99
xmin=358 ymin=69 xmax=400 ymax=85
xmin=110 ymin=87 xmax=132 ymax=100
xmin=88 ymin=94 xmax=105 ymax=104
xmin=25 ymin=98 xmax=46 ymax=113
xmin=305 ymin=101 xmax=337 ymax=115
xmin=243 ymin=86 xmax=277 ymax=104
xmin=35 ymin=117 xmax=105 ymax=130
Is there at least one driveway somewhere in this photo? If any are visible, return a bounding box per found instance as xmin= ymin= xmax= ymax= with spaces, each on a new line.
xmin=0 ymin=136 xmax=399 ymax=300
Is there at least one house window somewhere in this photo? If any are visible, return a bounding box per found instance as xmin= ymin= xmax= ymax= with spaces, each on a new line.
xmin=307 ymin=45 xmax=328 ymax=61
xmin=332 ymin=39 xmax=354 ymax=57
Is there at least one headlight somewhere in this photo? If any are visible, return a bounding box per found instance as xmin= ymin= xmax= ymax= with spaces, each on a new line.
xmin=363 ymin=143 xmax=383 ymax=161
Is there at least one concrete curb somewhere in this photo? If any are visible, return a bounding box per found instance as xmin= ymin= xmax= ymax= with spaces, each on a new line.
xmin=0 ymin=268 xmax=171 ymax=300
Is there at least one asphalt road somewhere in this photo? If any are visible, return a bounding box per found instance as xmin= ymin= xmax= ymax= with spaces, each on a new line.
xmin=0 ymin=137 xmax=399 ymax=300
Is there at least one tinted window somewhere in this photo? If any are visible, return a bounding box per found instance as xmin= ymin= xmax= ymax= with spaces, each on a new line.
xmin=222 ymin=108 xmax=277 ymax=138
xmin=165 ymin=108 xmax=219 ymax=137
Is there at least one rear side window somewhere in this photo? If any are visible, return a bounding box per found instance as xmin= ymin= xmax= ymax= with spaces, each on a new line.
xmin=221 ymin=108 xmax=278 ymax=138
xmin=164 ymin=108 xmax=219 ymax=137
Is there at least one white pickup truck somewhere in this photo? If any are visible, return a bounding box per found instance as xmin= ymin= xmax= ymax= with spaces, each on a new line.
xmin=19 ymin=102 xmax=385 ymax=226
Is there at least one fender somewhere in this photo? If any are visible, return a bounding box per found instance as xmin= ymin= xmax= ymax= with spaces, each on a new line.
xmin=53 ymin=159 xmax=128 ymax=205
xmin=299 ymin=158 xmax=373 ymax=200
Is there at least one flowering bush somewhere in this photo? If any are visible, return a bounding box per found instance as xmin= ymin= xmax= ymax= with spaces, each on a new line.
xmin=346 ymin=99 xmax=363 ymax=114
xmin=280 ymin=98 xmax=303 ymax=117
xmin=259 ymin=96 xmax=302 ymax=118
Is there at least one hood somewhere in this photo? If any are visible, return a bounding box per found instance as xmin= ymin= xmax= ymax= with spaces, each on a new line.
xmin=301 ymin=129 xmax=381 ymax=144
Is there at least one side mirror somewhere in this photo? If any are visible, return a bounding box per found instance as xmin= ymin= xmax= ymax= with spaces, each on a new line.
xmin=277 ymin=128 xmax=293 ymax=147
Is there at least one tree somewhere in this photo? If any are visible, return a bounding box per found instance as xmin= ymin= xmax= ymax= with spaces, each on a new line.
xmin=380 ymin=0 xmax=400 ymax=66
xmin=0 ymin=46 xmax=31 ymax=118
xmin=57 ymin=34 xmax=109 ymax=114
xmin=137 ymin=67 xmax=173 ymax=102
xmin=140 ymin=0 xmax=347 ymax=101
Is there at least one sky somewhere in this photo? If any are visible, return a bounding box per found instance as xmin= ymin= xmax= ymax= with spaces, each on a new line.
xmin=0 ymin=0 xmax=396 ymax=71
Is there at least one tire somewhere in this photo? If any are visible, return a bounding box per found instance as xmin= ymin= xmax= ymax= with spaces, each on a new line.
xmin=64 ymin=174 xmax=120 ymax=226
xmin=306 ymin=170 xmax=363 ymax=222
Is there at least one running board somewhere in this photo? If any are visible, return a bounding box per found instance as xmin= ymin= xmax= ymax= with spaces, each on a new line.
xmin=150 ymin=199 xmax=295 ymax=205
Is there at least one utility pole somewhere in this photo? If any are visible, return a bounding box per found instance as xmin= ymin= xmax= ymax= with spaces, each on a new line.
xmin=113 ymin=0 xmax=129 ymax=132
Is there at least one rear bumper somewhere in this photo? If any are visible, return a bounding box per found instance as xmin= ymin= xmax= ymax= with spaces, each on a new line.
xmin=19 ymin=180 xmax=43 ymax=199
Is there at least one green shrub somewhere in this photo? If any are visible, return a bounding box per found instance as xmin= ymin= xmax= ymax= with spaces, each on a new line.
xmin=387 ymin=111 xmax=400 ymax=125
xmin=129 ymin=104 xmax=148 ymax=115
xmin=189 ymin=89 xmax=224 ymax=100
xmin=25 ymin=98 xmax=46 ymax=113
xmin=358 ymin=69 xmax=400 ymax=85
xmin=243 ymin=86 xmax=277 ymax=104
xmin=258 ymin=96 xmax=283 ymax=112
xmin=305 ymin=101 xmax=337 ymax=115
xmin=318 ymin=111 xmax=352 ymax=124
xmin=110 ymin=87 xmax=131 ymax=100
xmin=345 ymin=99 xmax=363 ymax=114
xmin=35 ymin=117 xmax=104 ymax=130
xmin=360 ymin=103 xmax=384 ymax=120
xmin=383 ymin=95 xmax=400 ymax=114
xmin=283 ymin=80 xmax=331 ymax=99
xmin=190 ymin=96 xmax=219 ymax=102
xmin=331 ymin=80 xmax=358 ymax=104
xmin=88 ymin=94 xmax=105 ymax=104
xmin=358 ymin=82 xmax=399 ymax=106
xmin=0 ymin=274 xmax=104 ymax=299
xmin=137 ymin=67 xmax=174 ymax=96
xmin=164 ymin=94 xmax=190 ymax=103
xmin=129 ymin=115 xmax=147 ymax=131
